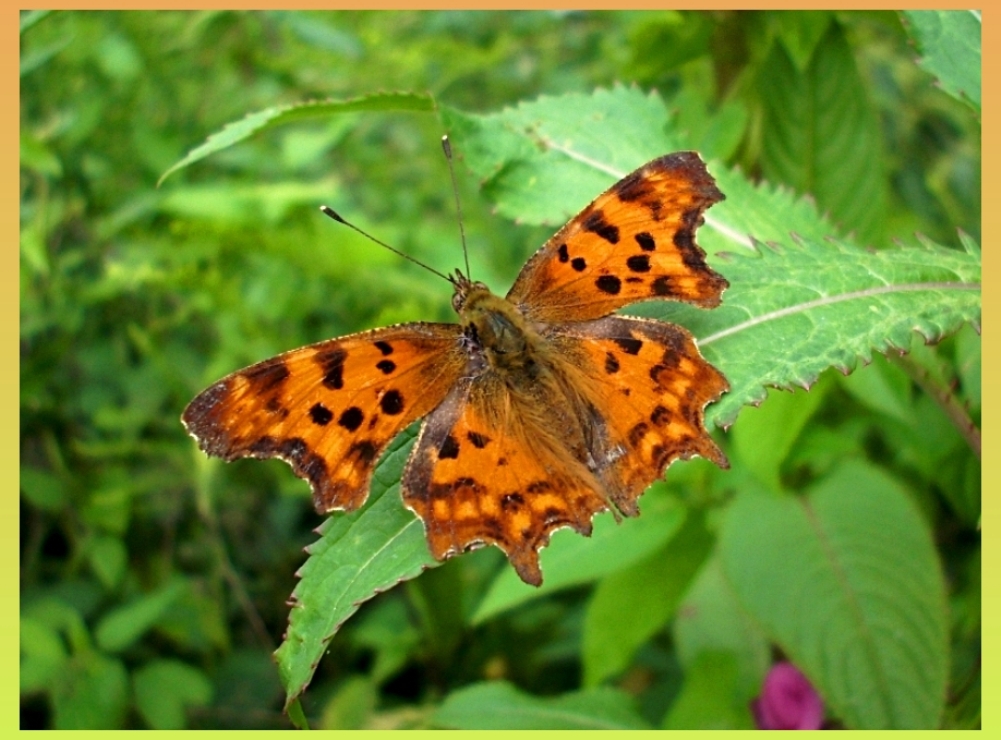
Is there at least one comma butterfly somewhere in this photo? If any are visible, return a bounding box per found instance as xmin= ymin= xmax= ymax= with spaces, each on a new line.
xmin=182 ymin=150 xmax=729 ymax=586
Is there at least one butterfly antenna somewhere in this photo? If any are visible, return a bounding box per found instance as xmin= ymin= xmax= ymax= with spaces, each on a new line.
xmin=441 ymin=135 xmax=471 ymax=279
xmin=319 ymin=206 xmax=454 ymax=284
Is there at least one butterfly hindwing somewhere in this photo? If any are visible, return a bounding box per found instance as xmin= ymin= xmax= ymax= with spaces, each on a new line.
xmin=402 ymin=371 xmax=611 ymax=586
xmin=182 ymin=323 xmax=466 ymax=513
xmin=552 ymin=315 xmax=729 ymax=512
xmin=506 ymin=151 xmax=728 ymax=323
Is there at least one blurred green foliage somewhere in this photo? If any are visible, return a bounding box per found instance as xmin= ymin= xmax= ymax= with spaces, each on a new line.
xmin=21 ymin=10 xmax=979 ymax=729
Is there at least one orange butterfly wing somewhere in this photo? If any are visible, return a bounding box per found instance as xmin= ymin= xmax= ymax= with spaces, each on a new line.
xmin=402 ymin=364 xmax=613 ymax=586
xmin=552 ymin=315 xmax=729 ymax=508
xmin=182 ymin=323 xmax=465 ymax=513
xmin=507 ymin=151 xmax=728 ymax=322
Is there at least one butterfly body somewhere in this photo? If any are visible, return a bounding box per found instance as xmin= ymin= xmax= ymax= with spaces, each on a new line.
xmin=183 ymin=151 xmax=730 ymax=586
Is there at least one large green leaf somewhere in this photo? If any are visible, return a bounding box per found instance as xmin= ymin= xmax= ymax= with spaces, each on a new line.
xmin=719 ymin=460 xmax=949 ymax=728
xmin=581 ymin=511 xmax=713 ymax=686
xmin=431 ymin=681 xmax=651 ymax=729
xmin=757 ymin=22 xmax=887 ymax=243
xmin=673 ymin=555 xmax=770 ymax=701
xmin=273 ymin=426 xmax=434 ymax=706
xmin=902 ymin=10 xmax=981 ymax=113
xmin=648 ymin=232 xmax=982 ymax=428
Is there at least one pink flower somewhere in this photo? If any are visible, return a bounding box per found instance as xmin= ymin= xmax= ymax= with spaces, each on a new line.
xmin=752 ymin=662 xmax=824 ymax=730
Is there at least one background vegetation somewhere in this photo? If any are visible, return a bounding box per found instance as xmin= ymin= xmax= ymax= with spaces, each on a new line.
xmin=20 ymin=10 xmax=979 ymax=729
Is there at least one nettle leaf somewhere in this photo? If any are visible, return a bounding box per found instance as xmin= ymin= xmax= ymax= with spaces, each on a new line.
xmin=158 ymin=92 xmax=435 ymax=185
xmin=719 ymin=460 xmax=949 ymax=728
xmin=274 ymin=426 xmax=434 ymax=707
xmin=757 ymin=22 xmax=887 ymax=243
xmin=653 ymin=232 xmax=981 ymax=428
xmin=901 ymin=10 xmax=981 ymax=113
xmin=441 ymin=86 xmax=685 ymax=227
xmin=442 ymin=86 xmax=841 ymax=254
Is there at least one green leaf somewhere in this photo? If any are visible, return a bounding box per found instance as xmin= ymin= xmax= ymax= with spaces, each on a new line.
xmin=730 ymin=382 xmax=827 ymax=492
xmin=719 ymin=460 xmax=949 ymax=728
xmin=673 ymin=556 xmax=770 ymax=700
xmin=644 ymin=233 xmax=981 ymax=428
xmin=441 ymin=86 xmax=684 ymax=227
xmin=20 ymin=617 xmax=69 ymax=694
xmin=662 ymin=651 xmax=755 ymax=729
xmin=94 ymin=578 xmax=186 ymax=652
xmin=773 ymin=11 xmax=834 ymax=71
xmin=582 ymin=511 xmax=712 ymax=686
xmin=471 ymin=485 xmax=685 ymax=624
xmin=318 ymin=675 xmax=378 ymax=730
xmin=758 ymin=22 xmax=887 ymax=243
xmin=158 ymin=91 xmax=436 ymax=185
xmin=51 ymin=651 xmax=129 ymax=729
xmin=133 ymin=660 xmax=213 ymax=729
xmin=444 ymin=86 xmax=844 ymax=254
xmin=431 ymin=681 xmax=651 ymax=729
xmin=86 ymin=534 xmax=127 ymax=590
xmin=274 ymin=427 xmax=436 ymax=707
xmin=20 ymin=466 xmax=67 ymax=512
xmin=902 ymin=10 xmax=981 ymax=113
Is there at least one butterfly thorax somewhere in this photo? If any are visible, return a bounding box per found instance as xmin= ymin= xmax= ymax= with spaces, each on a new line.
xmin=454 ymin=280 xmax=546 ymax=379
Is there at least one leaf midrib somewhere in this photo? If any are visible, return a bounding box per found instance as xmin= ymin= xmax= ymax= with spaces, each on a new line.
xmin=699 ymin=280 xmax=981 ymax=346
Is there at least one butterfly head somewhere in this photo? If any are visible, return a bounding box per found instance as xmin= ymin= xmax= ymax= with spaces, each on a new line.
xmin=449 ymin=270 xmax=491 ymax=314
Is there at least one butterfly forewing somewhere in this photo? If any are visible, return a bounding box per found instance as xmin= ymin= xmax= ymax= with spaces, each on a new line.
xmin=182 ymin=323 xmax=466 ymax=513
xmin=506 ymin=151 xmax=728 ymax=323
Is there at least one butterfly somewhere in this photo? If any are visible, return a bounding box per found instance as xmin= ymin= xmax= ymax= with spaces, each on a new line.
xmin=182 ymin=150 xmax=729 ymax=586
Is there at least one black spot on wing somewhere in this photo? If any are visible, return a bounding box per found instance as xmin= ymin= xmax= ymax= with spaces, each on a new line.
xmin=571 ymin=257 xmax=587 ymax=272
xmin=348 ymin=439 xmax=378 ymax=465
xmin=557 ymin=243 xmax=569 ymax=263
xmin=595 ymin=275 xmax=621 ymax=295
xmin=612 ymin=335 xmax=643 ymax=355
xmin=338 ymin=406 xmax=364 ymax=431
xmin=438 ymin=434 xmax=460 ymax=460
xmin=244 ymin=362 xmax=289 ymax=392
xmin=583 ymin=211 xmax=620 ymax=244
xmin=376 ymin=359 xmax=396 ymax=374
xmin=604 ymin=352 xmax=620 ymax=374
xmin=613 ymin=169 xmax=654 ymax=201
xmin=501 ymin=492 xmax=524 ymax=510
xmin=374 ymin=341 xmax=394 ymax=356
xmin=651 ymin=276 xmax=673 ymax=296
xmin=380 ymin=389 xmax=404 ymax=415
xmin=635 ymin=232 xmax=656 ymax=251
xmin=626 ymin=254 xmax=651 ymax=273
xmin=629 ymin=422 xmax=649 ymax=446
xmin=651 ymin=405 xmax=671 ymax=426
xmin=309 ymin=402 xmax=333 ymax=426
xmin=466 ymin=431 xmax=491 ymax=449
xmin=316 ymin=348 xmax=347 ymax=390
